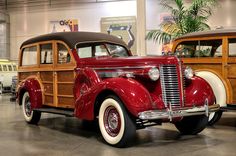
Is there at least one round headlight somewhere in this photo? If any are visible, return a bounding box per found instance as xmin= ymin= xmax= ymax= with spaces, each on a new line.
xmin=148 ymin=67 xmax=160 ymax=81
xmin=184 ymin=66 xmax=194 ymax=79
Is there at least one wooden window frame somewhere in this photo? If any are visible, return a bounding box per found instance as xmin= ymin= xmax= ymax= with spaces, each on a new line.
xmin=39 ymin=41 xmax=54 ymax=68
xmin=55 ymin=40 xmax=76 ymax=68
xmin=19 ymin=43 xmax=39 ymax=71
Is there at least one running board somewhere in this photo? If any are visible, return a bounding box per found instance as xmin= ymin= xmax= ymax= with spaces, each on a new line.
xmin=34 ymin=108 xmax=74 ymax=117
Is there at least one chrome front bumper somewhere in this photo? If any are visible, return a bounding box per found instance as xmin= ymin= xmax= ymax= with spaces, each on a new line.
xmin=138 ymin=104 xmax=220 ymax=121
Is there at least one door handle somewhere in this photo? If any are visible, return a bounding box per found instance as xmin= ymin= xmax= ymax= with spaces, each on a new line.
xmin=53 ymin=72 xmax=57 ymax=78
xmin=224 ymin=64 xmax=231 ymax=67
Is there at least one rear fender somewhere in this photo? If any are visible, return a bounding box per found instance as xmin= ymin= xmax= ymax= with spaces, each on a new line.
xmin=17 ymin=76 xmax=43 ymax=109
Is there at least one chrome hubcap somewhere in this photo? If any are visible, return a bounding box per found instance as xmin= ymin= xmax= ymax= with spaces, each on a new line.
xmin=24 ymin=96 xmax=32 ymax=117
xmin=104 ymin=106 xmax=121 ymax=137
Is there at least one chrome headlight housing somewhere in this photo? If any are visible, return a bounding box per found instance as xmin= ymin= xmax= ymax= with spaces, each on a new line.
xmin=184 ymin=66 xmax=194 ymax=79
xmin=148 ymin=67 xmax=160 ymax=81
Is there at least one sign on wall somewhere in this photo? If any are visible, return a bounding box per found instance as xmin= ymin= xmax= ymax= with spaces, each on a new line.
xmin=160 ymin=13 xmax=173 ymax=23
xmin=101 ymin=16 xmax=137 ymax=55
xmin=49 ymin=19 xmax=79 ymax=33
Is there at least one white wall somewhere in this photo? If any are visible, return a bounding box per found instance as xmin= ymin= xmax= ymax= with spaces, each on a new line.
xmin=9 ymin=1 xmax=137 ymax=60
xmin=208 ymin=0 xmax=236 ymax=29
xmin=11 ymin=0 xmax=236 ymax=59
xmin=146 ymin=0 xmax=164 ymax=55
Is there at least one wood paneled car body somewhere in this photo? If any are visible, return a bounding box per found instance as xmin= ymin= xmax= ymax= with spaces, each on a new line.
xmin=172 ymin=29 xmax=236 ymax=125
xmin=17 ymin=32 xmax=219 ymax=147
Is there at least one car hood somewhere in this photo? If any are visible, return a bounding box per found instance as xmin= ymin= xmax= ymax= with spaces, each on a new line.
xmin=78 ymin=56 xmax=181 ymax=68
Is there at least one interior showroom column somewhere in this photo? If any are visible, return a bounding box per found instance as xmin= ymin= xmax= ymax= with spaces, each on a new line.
xmin=0 ymin=12 xmax=10 ymax=59
xmin=137 ymin=0 xmax=146 ymax=56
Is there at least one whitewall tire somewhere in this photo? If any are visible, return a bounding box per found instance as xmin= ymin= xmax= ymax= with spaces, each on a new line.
xmin=98 ymin=95 xmax=136 ymax=147
xmin=195 ymin=71 xmax=226 ymax=125
xmin=208 ymin=110 xmax=222 ymax=126
xmin=22 ymin=92 xmax=41 ymax=124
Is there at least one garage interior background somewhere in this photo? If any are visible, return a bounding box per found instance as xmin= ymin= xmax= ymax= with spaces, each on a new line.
xmin=0 ymin=0 xmax=236 ymax=61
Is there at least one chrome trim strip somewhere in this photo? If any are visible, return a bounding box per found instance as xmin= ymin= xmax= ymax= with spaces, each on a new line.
xmin=97 ymin=71 xmax=135 ymax=78
xmin=94 ymin=66 xmax=155 ymax=70
xmin=75 ymin=65 xmax=156 ymax=71
xmin=138 ymin=104 xmax=220 ymax=120
xmin=179 ymin=59 xmax=185 ymax=107
xmin=76 ymin=65 xmax=157 ymax=78
xmin=160 ymin=65 xmax=167 ymax=107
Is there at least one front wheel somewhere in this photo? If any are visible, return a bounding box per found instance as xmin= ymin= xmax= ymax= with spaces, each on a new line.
xmin=98 ymin=95 xmax=136 ymax=147
xmin=174 ymin=115 xmax=208 ymax=135
xmin=208 ymin=110 xmax=223 ymax=126
xmin=22 ymin=92 xmax=41 ymax=124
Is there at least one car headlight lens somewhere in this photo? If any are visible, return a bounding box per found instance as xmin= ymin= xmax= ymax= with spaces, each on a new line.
xmin=184 ymin=66 xmax=194 ymax=79
xmin=148 ymin=67 xmax=160 ymax=81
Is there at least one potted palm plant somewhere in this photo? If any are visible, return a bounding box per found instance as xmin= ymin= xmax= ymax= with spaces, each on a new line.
xmin=146 ymin=0 xmax=218 ymax=44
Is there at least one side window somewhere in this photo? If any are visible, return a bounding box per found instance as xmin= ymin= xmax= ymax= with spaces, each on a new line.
xmin=22 ymin=46 xmax=37 ymax=66
xmin=78 ymin=47 xmax=92 ymax=58
xmin=228 ymin=38 xmax=236 ymax=57
xmin=77 ymin=43 xmax=129 ymax=58
xmin=3 ymin=65 xmax=7 ymax=71
xmin=215 ymin=45 xmax=223 ymax=57
xmin=58 ymin=43 xmax=71 ymax=64
xmin=77 ymin=44 xmax=110 ymax=58
xmin=8 ymin=65 xmax=12 ymax=71
xmin=175 ymin=40 xmax=222 ymax=58
xmin=13 ymin=65 xmax=17 ymax=71
xmin=0 ymin=65 xmax=2 ymax=71
xmin=40 ymin=44 xmax=53 ymax=64
xmin=95 ymin=45 xmax=108 ymax=56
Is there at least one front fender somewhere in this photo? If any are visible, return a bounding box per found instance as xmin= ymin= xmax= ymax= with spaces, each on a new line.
xmin=104 ymin=78 xmax=153 ymax=116
xmin=74 ymin=77 xmax=153 ymax=120
xmin=17 ymin=77 xmax=43 ymax=109
xmin=185 ymin=76 xmax=215 ymax=107
xmin=74 ymin=68 xmax=102 ymax=120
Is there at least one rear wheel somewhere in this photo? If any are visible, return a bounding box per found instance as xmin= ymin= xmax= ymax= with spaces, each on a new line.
xmin=98 ymin=95 xmax=136 ymax=147
xmin=174 ymin=115 xmax=208 ymax=135
xmin=22 ymin=92 xmax=41 ymax=124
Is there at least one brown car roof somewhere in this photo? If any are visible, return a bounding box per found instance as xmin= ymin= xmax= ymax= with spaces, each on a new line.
xmin=20 ymin=31 xmax=128 ymax=49
xmin=174 ymin=29 xmax=236 ymax=40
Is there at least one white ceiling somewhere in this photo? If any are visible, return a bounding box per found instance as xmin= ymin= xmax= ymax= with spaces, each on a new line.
xmin=0 ymin=0 xmax=134 ymax=10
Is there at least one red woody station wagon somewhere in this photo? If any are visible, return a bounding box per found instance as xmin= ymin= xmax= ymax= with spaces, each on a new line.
xmin=17 ymin=32 xmax=219 ymax=147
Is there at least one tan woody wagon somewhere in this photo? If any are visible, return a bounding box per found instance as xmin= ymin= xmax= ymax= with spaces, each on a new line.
xmin=172 ymin=29 xmax=236 ymax=125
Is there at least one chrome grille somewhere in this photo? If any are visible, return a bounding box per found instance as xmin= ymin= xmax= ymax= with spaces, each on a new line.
xmin=160 ymin=65 xmax=181 ymax=107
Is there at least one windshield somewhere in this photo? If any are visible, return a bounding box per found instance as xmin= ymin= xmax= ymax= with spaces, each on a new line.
xmin=76 ymin=43 xmax=129 ymax=58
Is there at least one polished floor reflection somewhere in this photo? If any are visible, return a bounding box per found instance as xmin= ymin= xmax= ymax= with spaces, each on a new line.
xmin=0 ymin=94 xmax=236 ymax=156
